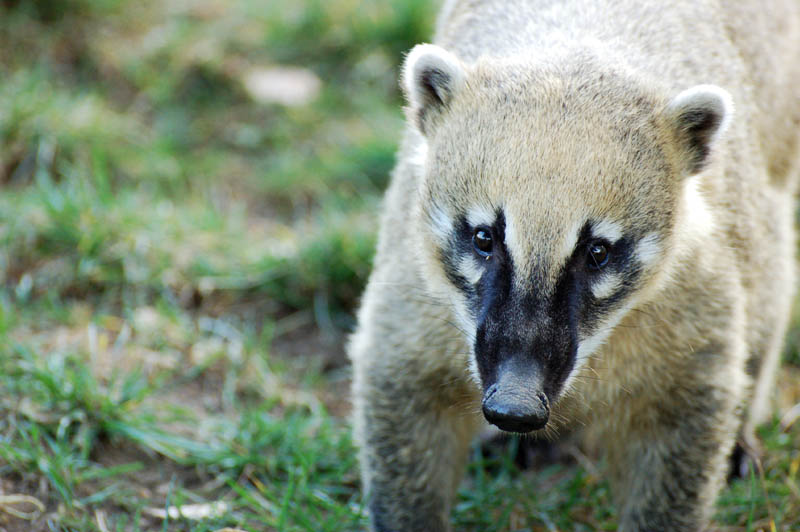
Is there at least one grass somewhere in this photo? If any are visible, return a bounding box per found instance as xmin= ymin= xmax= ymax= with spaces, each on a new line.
xmin=0 ymin=0 xmax=798 ymax=531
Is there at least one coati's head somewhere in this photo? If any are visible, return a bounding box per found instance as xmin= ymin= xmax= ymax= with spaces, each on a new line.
xmin=402 ymin=44 xmax=733 ymax=433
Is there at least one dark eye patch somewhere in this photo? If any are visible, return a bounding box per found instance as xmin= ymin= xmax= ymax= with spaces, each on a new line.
xmin=573 ymin=221 xmax=631 ymax=271
xmin=437 ymin=209 xmax=509 ymax=295
xmin=562 ymin=220 xmax=646 ymax=330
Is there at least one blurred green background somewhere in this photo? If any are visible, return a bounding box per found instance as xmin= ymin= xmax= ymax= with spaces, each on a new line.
xmin=0 ymin=1 xmax=798 ymax=530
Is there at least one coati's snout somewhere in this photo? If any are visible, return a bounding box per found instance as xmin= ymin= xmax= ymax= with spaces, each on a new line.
xmin=481 ymin=360 xmax=550 ymax=433
xmin=474 ymin=293 xmax=576 ymax=433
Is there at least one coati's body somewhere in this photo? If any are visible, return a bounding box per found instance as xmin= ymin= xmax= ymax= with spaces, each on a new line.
xmin=349 ymin=1 xmax=800 ymax=530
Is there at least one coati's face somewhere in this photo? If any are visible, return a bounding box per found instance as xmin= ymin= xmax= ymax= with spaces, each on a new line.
xmin=403 ymin=45 xmax=731 ymax=432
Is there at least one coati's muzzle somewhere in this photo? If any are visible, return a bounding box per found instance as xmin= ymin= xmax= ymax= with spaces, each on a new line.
xmin=471 ymin=253 xmax=579 ymax=433
xmin=480 ymin=357 xmax=550 ymax=433
xmin=475 ymin=309 xmax=576 ymax=433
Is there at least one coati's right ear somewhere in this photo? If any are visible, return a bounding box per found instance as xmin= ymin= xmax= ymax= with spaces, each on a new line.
xmin=402 ymin=44 xmax=466 ymax=135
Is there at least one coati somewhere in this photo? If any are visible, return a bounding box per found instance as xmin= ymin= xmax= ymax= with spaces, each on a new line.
xmin=348 ymin=0 xmax=800 ymax=530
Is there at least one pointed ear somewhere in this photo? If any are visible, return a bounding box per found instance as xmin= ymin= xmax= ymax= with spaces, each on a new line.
xmin=402 ymin=44 xmax=466 ymax=135
xmin=663 ymin=85 xmax=734 ymax=175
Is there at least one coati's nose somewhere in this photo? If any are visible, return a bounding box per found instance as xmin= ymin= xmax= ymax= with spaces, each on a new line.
xmin=481 ymin=383 xmax=550 ymax=433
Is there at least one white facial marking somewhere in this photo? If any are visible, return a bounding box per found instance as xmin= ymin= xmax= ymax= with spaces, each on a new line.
xmin=503 ymin=211 xmax=518 ymax=249
xmin=458 ymin=256 xmax=484 ymax=285
xmin=452 ymin=302 xmax=475 ymax=342
xmin=558 ymin=218 xmax=584 ymax=262
xmin=466 ymin=204 xmax=496 ymax=228
xmin=450 ymin=299 xmax=481 ymax=385
xmin=428 ymin=206 xmax=454 ymax=244
xmin=592 ymin=219 xmax=623 ymax=243
xmin=467 ymin=354 xmax=482 ymax=386
xmin=562 ymin=301 xmax=633 ymax=392
xmin=575 ymin=330 xmax=610 ymax=367
xmin=591 ymin=273 xmax=621 ymax=299
xmin=635 ymin=232 xmax=661 ymax=265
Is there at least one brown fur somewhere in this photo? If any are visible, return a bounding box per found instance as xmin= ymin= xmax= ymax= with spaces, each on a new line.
xmin=349 ymin=1 xmax=800 ymax=530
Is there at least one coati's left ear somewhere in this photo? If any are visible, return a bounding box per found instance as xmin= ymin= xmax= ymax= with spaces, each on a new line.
xmin=663 ymin=84 xmax=734 ymax=176
xmin=402 ymin=44 xmax=466 ymax=136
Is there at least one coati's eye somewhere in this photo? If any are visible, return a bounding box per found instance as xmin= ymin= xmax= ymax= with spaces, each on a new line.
xmin=473 ymin=227 xmax=493 ymax=257
xmin=587 ymin=241 xmax=610 ymax=269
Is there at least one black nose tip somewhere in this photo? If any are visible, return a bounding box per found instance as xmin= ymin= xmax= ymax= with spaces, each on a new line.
xmin=482 ymin=385 xmax=549 ymax=433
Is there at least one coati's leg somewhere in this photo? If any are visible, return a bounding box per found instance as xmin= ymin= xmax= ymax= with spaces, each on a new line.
xmin=738 ymin=212 xmax=796 ymax=478
xmin=350 ymin=284 xmax=483 ymax=532
xmin=607 ymin=371 xmax=745 ymax=531
xmin=352 ymin=358 xmax=481 ymax=531
xmin=731 ymin=332 xmax=790 ymax=480
xmin=730 ymin=339 xmax=782 ymax=481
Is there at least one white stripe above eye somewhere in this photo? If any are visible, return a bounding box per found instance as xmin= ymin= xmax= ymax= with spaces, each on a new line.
xmin=591 ymin=272 xmax=622 ymax=299
xmin=592 ymin=219 xmax=623 ymax=243
xmin=466 ymin=204 xmax=496 ymax=228
xmin=558 ymin=218 xmax=584 ymax=262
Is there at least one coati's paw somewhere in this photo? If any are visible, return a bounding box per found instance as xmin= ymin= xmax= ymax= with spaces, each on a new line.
xmin=728 ymin=437 xmax=763 ymax=481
